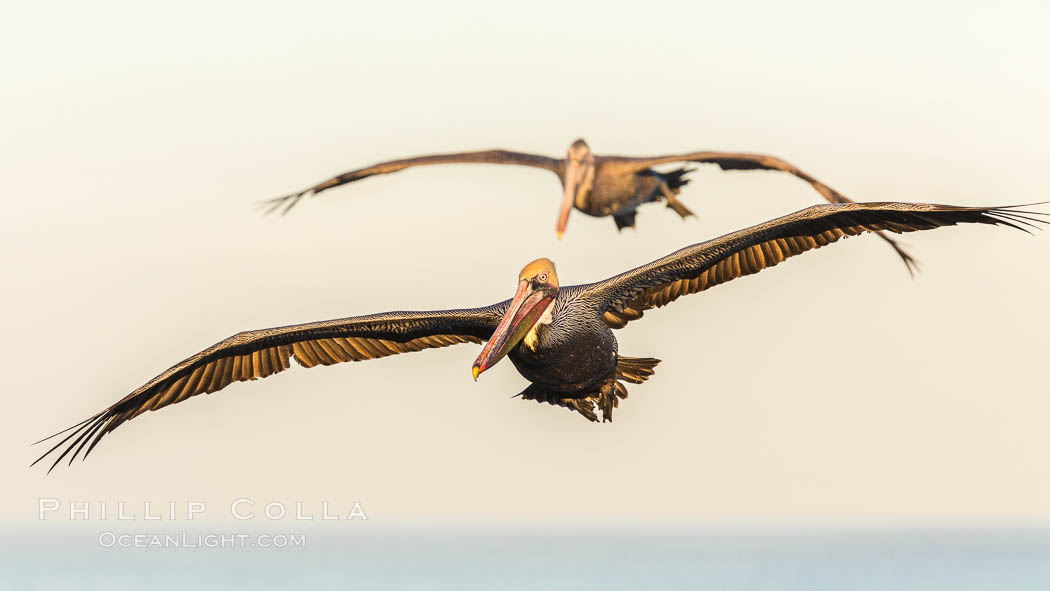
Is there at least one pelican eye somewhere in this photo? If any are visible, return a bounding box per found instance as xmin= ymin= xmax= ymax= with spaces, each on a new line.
xmin=538 ymin=272 xmax=548 ymax=282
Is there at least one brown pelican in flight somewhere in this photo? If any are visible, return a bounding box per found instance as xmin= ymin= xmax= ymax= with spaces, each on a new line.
xmin=34 ymin=202 xmax=1044 ymax=471
xmin=266 ymin=139 xmax=917 ymax=271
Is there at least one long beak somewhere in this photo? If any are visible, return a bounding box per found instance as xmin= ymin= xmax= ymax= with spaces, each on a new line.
xmin=556 ymin=159 xmax=580 ymax=240
xmin=472 ymin=280 xmax=553 ymax=380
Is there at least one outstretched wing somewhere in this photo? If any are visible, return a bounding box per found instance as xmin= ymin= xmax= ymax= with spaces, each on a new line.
xmin=266 ymin=149 xmax=563 ymax=214
xmin=33 ymin=305 xmax=506 ymax=471
xmin=609 ymin=151 xmax=917 ymax=273
xmin=586 ymin=202 xmax=1044 ymax=329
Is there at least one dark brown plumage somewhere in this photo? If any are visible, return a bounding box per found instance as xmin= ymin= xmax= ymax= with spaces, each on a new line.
xmin=34 ymin=202 xmax=1044 ymax=471
xmin=265 ymin=139 xmax=918 ymax=272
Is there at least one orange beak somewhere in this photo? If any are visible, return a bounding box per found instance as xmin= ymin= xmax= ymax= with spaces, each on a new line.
xmin=471 ymin=280 xmax=554 ymax=380
xmin=556 ymin=158 xmax=581 ymax=240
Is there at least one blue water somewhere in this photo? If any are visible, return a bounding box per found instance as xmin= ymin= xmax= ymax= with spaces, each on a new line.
xmin=3 ymin=527 xmax=1049 ymax=590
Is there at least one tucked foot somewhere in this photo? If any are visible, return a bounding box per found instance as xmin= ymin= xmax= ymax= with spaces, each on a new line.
xmin=612 ymin=211 xmax=637 ymax=231
xmin=659 ymin=182 xmax=695 ymax=219
xmin=515 ymin=383 xmax=601 ymax=422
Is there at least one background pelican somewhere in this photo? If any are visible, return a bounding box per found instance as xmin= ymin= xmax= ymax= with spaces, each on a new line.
xmin=266 ymin=139 xmax=916 ymax=271
xmin=34 ymin=202 xmax=1042 ymax=472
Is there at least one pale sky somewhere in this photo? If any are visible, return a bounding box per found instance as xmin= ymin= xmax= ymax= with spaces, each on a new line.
xmin=3 ymin=0 xmax=1049 ymax=527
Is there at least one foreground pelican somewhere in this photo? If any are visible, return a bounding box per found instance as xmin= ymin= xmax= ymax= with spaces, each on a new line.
xmin=267 ymin=139 xmax=916 ymax=270
xmin=35 ymin=202 xmax=1043 ymax=471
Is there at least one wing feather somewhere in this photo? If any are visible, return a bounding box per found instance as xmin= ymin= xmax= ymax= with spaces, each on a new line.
xmin=610 ymin=151 xmax=918 ymax=273
xmin=590 ymin=202 xmax=1045 ymax=328
xmin=612 ymin=151 xmax=851 ymax=204
xmin=266 ymin=150 xmax=563 ymax=214
xmin=33 ymin=306 xmax=504 ymax=471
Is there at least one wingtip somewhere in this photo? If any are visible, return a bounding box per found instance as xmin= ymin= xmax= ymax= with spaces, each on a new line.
xmin=258 ymin=190 xmax=314 ymax=217
xmin=902 ymin=254 xmax=921 ymax=278
xmin=30 ymin=412 xmax=109 ymax=472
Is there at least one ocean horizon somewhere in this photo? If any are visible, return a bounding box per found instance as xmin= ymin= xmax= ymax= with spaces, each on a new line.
xmin=4 ymin=525 xmax=1049 ymax=590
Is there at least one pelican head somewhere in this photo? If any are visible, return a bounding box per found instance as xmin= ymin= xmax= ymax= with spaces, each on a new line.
xmin=557 ymin=138 xmax=596 ymax=239
xmin=472 ymin=258 xmax=559 ymax=380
